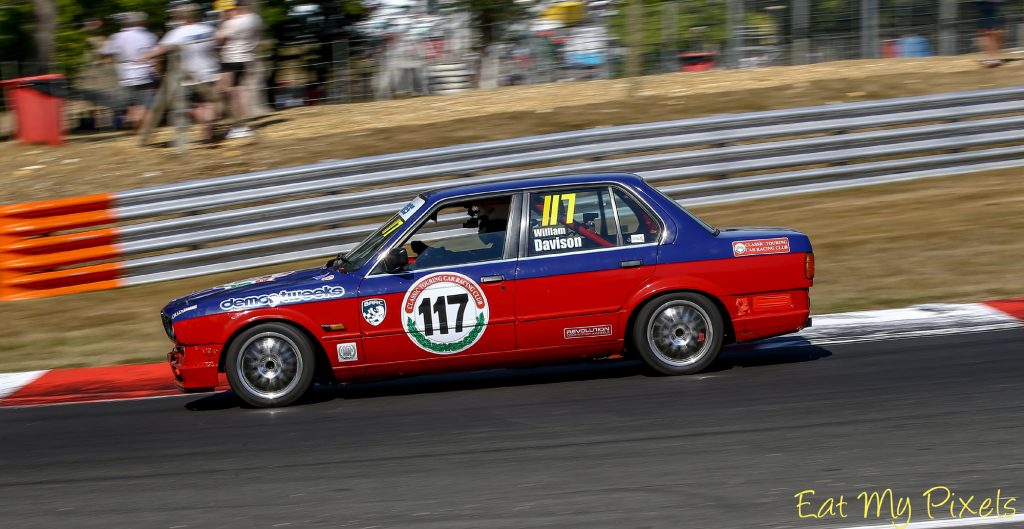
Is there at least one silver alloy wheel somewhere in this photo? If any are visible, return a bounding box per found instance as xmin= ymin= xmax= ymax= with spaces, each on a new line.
xmin=646 ymin=300 xmax=713 ymax=367
xmin=235 ymin=332 xmax=304 ymax=400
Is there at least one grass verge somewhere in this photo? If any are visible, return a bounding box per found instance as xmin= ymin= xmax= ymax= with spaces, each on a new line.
xmin=0 ymin=168 xmax=1020 ymax=372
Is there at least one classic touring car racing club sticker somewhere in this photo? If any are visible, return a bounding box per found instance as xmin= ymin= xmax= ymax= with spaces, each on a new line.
xmin=732 ymin=237 xmax=790 ymax=257
xmin=402 ymin=272 xmax=489 ymax=355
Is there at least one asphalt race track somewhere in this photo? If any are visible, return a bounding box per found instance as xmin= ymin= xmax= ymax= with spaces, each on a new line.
xmin=2 ymin=329 xmax=1023 ymax=529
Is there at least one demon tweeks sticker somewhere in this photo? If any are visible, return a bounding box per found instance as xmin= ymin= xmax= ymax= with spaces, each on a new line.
xmin=402 ymin=272 xmax=489 ymax=355
xmin=732 ymin=237 xmax=790 ymax=257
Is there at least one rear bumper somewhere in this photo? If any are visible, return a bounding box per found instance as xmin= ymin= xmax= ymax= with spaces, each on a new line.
xmin=728 ymin=289 xmax=811 ymax=342
xmin=168 ymin=345 xmax=221 ymax=391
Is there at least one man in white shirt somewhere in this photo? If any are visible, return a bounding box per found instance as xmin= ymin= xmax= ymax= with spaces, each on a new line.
xmin=101 ymin=12 xmax=157 ymax=131
xmin=216 ymin=0 xmax=262 ymax=139
xmin=140 ymin=3 xmax=219 ymax=142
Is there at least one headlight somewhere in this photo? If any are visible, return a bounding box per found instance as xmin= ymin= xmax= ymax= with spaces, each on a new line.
xmin=161 ymin=312 xmax=176 ymax=342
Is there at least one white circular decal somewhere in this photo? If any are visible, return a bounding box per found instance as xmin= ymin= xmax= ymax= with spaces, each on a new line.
xmin=401 ymin=272 xmax=489 ymax=355
xmin=734 ymin=242 xmax=747 ymax=254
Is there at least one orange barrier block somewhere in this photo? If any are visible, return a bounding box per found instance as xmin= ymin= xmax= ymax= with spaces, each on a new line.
xmin=0 ymin=193 xmax=113 ymax=219
xmin=2 ymin=227 xmax=119 ymax=255
xmin=1 ymin=209 xmax=118 ymax=238
xmin=0 ymin=262 xmax=125 ymax=301
xmin=3 ymin=244 xmax=122 ymax=272
xmin=0 ymin=278 xmax=125 ymax=301
xmin=1 ymin=193 xmax=125 ymax=301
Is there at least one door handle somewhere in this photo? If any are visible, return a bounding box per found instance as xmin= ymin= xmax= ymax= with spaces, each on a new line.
xmin=619 ymin=260 xmax=643 ymax=269
xmin=480 ymin=275 xmax=505 ymax=284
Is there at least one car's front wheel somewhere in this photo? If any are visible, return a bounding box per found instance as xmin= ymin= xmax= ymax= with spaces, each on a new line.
xmin=226 ymin=323 xmax=316 ymax=407
xmin=633 ymin=293 xmax=724 ymax=375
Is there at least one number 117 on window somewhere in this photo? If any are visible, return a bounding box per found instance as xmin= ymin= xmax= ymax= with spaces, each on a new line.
xmin=541 ymin=193 xmax=577 ymax=226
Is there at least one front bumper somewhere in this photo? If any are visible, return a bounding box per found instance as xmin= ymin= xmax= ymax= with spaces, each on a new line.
xmin=168 ymin=344 xmax=222 ymax=391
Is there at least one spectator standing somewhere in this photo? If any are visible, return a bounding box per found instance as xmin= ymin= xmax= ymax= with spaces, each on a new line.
xmin=101 ymin=12 xmax=158 ymax=131
xmin=141 ymin=3 xmax=220 ymax=142
xmin=216 ymin=0 xmax=262 ymax=139
xmin=976 ymin=0 xmax=1006 ymax=67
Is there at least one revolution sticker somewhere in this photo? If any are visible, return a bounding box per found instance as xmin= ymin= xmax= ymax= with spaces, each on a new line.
xmin=564 ymin=325 xmax=613 ymax=339
xmin=732 ymin=237 xmax=791 ymax=257
xmin=402 ymin=272 xmax=489 ymax=354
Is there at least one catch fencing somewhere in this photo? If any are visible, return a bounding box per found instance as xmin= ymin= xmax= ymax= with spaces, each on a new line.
xmin=2 ymin=85 xmax=1024 ymax=301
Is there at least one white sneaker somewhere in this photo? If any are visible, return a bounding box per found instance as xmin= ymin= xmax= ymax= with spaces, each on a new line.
xmin=225 ymin=126 xmax=254 ymax=139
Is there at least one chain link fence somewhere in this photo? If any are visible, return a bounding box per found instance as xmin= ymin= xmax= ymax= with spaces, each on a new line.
xmin=2 ymin=1 xmax=1022 ymax=141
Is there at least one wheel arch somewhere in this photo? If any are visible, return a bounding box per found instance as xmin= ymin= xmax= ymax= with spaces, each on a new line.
xmin=218 ymin=317 xmax=334 ymax=382
xmin=623 ymin=288 xmax=736 ymax=354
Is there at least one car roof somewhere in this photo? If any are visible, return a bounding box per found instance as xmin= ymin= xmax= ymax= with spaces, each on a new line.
xmin=424 ymin=173 xmax=645 ymax=202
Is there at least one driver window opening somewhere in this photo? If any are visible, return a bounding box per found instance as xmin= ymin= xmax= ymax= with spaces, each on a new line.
xmin=399 ymin=196 xmax=512 ymax=272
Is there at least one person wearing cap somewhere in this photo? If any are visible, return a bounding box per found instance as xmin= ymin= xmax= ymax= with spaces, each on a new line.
xmin=216 ymin=0 xmax=263 ymax=139
xmin=140 ymin=3 xmax=219 ymax=142
xmin=101 ymin=12 xmax=158 ymax=131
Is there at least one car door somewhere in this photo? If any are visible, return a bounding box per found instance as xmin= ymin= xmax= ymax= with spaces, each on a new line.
xmin=514 ymin=184 xmax=662 ymax=351
xmin=356 ymin=193 xmax=520 ymax=367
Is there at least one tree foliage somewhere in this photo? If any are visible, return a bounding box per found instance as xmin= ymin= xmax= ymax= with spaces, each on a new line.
xmin=0 ymin=0 xmax=365 ymax=78
xmin=452 ymin=0 xmax=528 ymax=50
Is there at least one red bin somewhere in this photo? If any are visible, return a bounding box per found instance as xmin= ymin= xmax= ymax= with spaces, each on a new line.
xmin=1 ymin=73 xmax=66 ymax=146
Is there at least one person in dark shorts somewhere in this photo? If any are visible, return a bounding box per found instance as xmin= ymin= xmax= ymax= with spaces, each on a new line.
xmin=216 ymin=0 xmax=263 ymax=139
xmin=976 ymin=0 xmax=1006 ymax=67
xmin=140 ymin=3 xmax=219 ymax=142
xmin=101 ymin=12 xmax=157 ymax=131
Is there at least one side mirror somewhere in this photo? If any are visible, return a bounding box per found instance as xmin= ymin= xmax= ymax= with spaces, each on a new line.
xmin=382 ymin=247 xmax=408 ymax=274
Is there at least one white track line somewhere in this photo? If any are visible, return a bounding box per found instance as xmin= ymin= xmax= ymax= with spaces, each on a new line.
xmin=0 ymin=370 xmax=48 ymax=400
xmin=803 ymin=513 xmax=1024 ymax=529
xmin=756 ymin=303 xmax=1022 ymax=349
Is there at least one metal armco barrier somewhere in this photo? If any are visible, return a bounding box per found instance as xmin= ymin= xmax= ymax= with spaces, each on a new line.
xmin=2 ymin=86 xmax=1024 ymax=301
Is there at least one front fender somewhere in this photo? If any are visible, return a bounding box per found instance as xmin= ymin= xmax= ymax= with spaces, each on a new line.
xmin=174 ymin=306 xmax=325 ymax=346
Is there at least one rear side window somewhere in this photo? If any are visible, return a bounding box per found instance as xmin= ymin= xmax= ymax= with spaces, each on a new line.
xmin=612 ymin=188 xmax=662 ymax=245
xmin=527 ymin=188 xmax=617 ymax=256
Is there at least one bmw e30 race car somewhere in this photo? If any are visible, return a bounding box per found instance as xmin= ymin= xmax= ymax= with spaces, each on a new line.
xmin=162 ymin=173 xmax=814 ymax=407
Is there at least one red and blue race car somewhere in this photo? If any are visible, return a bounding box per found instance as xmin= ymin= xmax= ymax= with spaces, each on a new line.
xmin=162 ymin=173 xmax=814 ymax=407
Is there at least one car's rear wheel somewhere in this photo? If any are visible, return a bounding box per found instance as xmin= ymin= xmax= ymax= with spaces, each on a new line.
xmin=633 ymin=293 xmax=724 ymax=375
xmin=226 ymin=323 xmax=316 ymax=407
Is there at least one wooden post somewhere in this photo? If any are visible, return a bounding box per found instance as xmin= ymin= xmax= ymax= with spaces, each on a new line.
xmin=860 ymin=0 xmax=880 ymax=59
xmin=138 ymin=50 xmax=186 ymax=152
xmin=727 ymin=0 xmax=743 ymax=68
xmin=626 ymin=0 xmax=642 ymax=97
xmin=938 ymin=0 xmax=957 ymax=56
xmin=792 ymin=0 xmax=809 ymax=64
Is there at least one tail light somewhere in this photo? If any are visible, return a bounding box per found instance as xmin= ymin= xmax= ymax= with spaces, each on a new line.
xmin=804 ymin=252 xmax=815 ymax=280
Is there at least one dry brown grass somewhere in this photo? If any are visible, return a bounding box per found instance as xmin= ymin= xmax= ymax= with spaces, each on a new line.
xmin=2 ymin=56 xmax=1022 ymax=203
xmin=0 ymin=168 xmax=1020 ymax=372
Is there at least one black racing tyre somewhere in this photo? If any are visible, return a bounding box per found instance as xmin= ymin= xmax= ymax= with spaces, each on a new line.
xmin=632 ymin=292 xmax=724 ymax=375
xmin=225 ymin=322 xmax=317 ymax=408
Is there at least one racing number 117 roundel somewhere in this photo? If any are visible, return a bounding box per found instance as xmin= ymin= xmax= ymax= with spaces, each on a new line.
xmin=402 ymin=272 xmax=490 ymax=354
